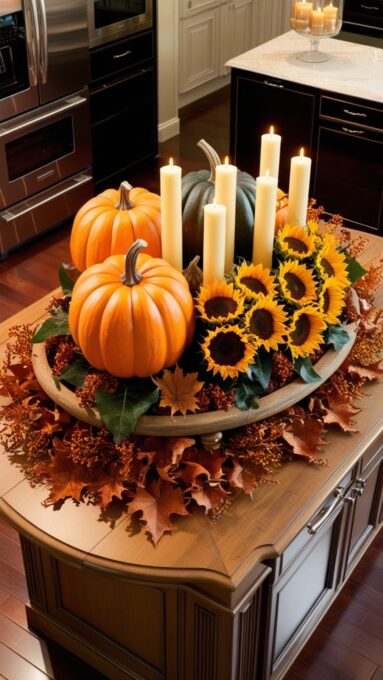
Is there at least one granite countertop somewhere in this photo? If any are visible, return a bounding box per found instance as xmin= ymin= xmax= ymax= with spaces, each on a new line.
xmin=227 ymin=30 xmax=383 ymax=105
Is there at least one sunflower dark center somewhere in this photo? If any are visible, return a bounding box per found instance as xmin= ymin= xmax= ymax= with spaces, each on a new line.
xmin=249 ymin=309 xmax=274 ymax=340
xmin=284 ymin=273 xmax=306 ymax=300
xmin=290 ymin=314 xmax=311 ymax=346
xmin=322 ymin=257 xmax=334 ymax=276
xmin=204 ymin=296 xmax=237 ymax=318
xmin=240 ymin=276 xmax=267 ymax=295
xmin=209 ymin=331 xmax=245 ymax=366
xmin=323 ymin=289 xmax=330 ymax=313
xmin=285 ymin=237 xmax=308 ymax=254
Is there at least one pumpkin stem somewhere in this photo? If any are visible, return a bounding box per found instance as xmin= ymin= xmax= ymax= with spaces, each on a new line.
xmin=122 ymin=239 xmax=148 ymax=286
xmin=117 ymin=181 xmax=134 ymax=210
xmin=197 ymin=139 xmax=221 ymax=183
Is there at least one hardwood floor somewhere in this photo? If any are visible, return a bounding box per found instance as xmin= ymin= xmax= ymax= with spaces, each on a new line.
xmin=0 ymin=86 xmax=383 ymax=679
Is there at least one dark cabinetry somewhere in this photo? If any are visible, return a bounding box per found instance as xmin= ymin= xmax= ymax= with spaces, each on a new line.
xmin=89 ymin=29 xmax=157 ymax=193
xmin=230 ymin=69 xmax=383 ymax=234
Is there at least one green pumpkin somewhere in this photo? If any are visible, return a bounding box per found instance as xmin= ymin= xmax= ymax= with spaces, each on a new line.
xmin=182 ymin=139 xmax=256 ymax=267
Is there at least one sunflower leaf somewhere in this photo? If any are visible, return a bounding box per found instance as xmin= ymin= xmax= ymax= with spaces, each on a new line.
xmin=32 ymin=309 xmax=70 ymax=343
xmin=234 ymin=379 xmax=261 ymax=411
xmin=96 ymin=380 xmax=159 ymax=444
xmin=345 ymin=255 xmax=367 ymax=284
xmin=325 ymin=325 xmax=350 ymax=352
xmin=58 ymin=263 xmax=80 ymax=296
xmin=247 ymin=352 xmax=272 ymax=391
xmin=60 ymin=356 xmax=92 ymax=387
xmin=293 ymin=357 xmax=321 ymax=383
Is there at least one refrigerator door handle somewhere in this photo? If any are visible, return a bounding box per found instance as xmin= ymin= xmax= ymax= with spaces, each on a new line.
xmin=24 ymin=0 xmax=39 ymax=87
xmin=35 ymin=0 xmax=48 ymax=84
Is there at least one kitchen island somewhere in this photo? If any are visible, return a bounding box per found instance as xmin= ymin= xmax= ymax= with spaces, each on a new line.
xmin=0 ymin=229 xmax=383 ymax=680
xmin=228 ymin=31 xmax=383 ymax=235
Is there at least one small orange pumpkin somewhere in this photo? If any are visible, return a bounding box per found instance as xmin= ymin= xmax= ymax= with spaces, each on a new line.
xmin=68 ymin=240 xmax=195 ymax=379
xmin=275 ymin=189 xmax=289 ymax=232
xmin=70 ymin=181 xmax=161 ymax=272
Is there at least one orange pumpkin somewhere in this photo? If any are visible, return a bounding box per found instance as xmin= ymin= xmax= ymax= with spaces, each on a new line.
xmin=275 ymin=189 xmax=289 ymax=232
xmin=70 ymin=181 xmax=161 ymax=272
xmin=68 ymin=240 xmax=195 ymax=379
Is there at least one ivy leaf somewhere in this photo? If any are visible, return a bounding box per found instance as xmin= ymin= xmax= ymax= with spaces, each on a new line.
xmin=58 ymin=263 xmax=80 ymax=296
xmin=234 ymin=378 xmax=261 ymax=411
xmin=32 ymin=309 xmax=70 ymax=343
xmin=247 ymin=351 xmax=272 ymax=391
xmin=293 ymin=356 xmax=321 ymax=383
xmin=325 ymin=325 xmax=350 ymax=352
xmin=345 ymin=254 xmax=367 ymax=284
xmin=60 ymin=356 xmax=92 ymax=387
xmin=96 ymin=380 xmax=159 ymax=444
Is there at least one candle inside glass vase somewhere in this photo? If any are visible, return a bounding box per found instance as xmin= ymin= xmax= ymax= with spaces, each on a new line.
xmin=310 ymin=6 xmax=325 ymax=34
xmin=323 ymin=2 xmax=338 ymax=32
xmin=293 ymin=0 xmax=313 ymax=29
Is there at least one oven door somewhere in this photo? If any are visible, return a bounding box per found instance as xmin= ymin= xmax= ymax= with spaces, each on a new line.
xmin=88 ymin=0 xmax=153 ymax=48
xmin=0 ymin=88 xmax=92 ymax=209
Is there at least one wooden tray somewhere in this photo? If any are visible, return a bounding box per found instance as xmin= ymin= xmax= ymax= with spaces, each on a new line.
xmin=32 ymin=318 xmax=358 ymax=439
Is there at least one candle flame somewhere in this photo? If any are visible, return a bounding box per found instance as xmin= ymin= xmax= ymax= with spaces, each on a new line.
xmin=169 ymin=157 xmax=174 ymax=166
xmin=224 ymin=156 xmax=229 ymax=165
xmin=300 ymin=147 xmax=305 ymax=158
xmin=270 ymin=125 xmax=274 ymax=135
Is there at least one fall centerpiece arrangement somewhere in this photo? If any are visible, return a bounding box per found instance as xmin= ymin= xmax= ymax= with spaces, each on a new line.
xmin=1 ymin=137 xmax=383 ymax=545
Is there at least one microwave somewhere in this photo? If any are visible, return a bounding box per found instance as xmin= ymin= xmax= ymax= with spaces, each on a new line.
xmin=87 ymin=0 xmax=153 ymax=48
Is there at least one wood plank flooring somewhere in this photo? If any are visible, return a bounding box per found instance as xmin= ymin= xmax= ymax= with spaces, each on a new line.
xmin=0 ymin=86 xmax=382 ymax=679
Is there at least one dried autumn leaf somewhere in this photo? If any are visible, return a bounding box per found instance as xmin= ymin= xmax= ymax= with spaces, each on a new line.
xmin=183 ymin=447 xmax=226 ymax=481
xmin=225 ymin=458 xmax=260 ymax=496
xmin=347 ymin=361 xmax=383 ymax=381
xmin=34 ymin=443 xmax=89 ymax=506
xmin=283 ymin=417 xmax=327 ymax=459
xmin=127 ymin=479 xmax=189 ymax=544
xmin=323 ymin=395 xmax=360 ymax=432
xmin=88 ymin=462 xmax=130 ymax=508
xmin=190 ymin=483 xmax=230 ymax=517
xmin=153 ymin=365 xmax=204 ymax=416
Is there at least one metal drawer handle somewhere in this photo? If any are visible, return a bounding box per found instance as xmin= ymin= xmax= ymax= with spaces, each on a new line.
xmin=264 ymin=80 xmax=284 ymax=88
xmin=342 ymin=126 xmax=365 ymax=135
xmin=0 ymin=95 xmax=87 ymax=137
xmin=360 ymin=4 xmax=379 ymax=9
xmin=343 ymin=108 xmax=367 ymax=118
xmin=307 ymin=487 xmax=344 ymax=535
xmin=113 ymin=50 xmax=132 ymax=59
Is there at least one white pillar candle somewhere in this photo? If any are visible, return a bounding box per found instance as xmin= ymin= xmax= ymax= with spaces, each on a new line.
xmin=160 ymin=158 xmax=183 ymax=270
xmin=203 ymin=202 xmax=226 ymax=285
xmin=215 ymin=157 xmax=238 ymax=274
xmin=259 ymin=126 xmax=281 ymax=182
xmin=252 ymin=172 xmax=278 ymax=270
xmin=294 ymin=0 xmax=313 ymax=27
xmin=323 ymin=2 xmax=338 ymax=32
xmin=310 ymin=7 xmax=325 ymax=34
xmin=287 ymin=148 xmax=312 ymax=227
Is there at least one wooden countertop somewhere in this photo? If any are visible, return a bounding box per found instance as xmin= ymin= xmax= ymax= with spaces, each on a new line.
xmin=227 ymin=30 xmax=383 ymax=105
xmin=1 ymin=232 xmax=383 ymax=602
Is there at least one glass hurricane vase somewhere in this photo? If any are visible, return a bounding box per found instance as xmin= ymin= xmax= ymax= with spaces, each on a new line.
xmin=290 ymin=0 xmax=344 ymax=62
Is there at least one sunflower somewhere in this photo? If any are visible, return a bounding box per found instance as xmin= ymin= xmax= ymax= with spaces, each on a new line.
xmin=317 ymin=277 xmax=346 ymax=325
xmin=201 ymin=325 xmax=256 ymax=380
xmin=278 ymin=260 xmax=317 ymax=305
xmin=276 ymin=224 xmax=316 ymax=260
xmin=234 ymin=261 xmax=277 ymax=300
xmin=195 ymin=280 xmax=245 ymax=324
xmin=245 ymin=296 xmax=289 ymax=352
xmin=316 ymin=234 xmax=350 ymax=289
xmin=287 ymin=305 xmax=327 ymax=358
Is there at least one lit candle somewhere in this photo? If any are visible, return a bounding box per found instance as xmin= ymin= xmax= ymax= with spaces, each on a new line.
xmin=287 ymin=148 xmax=312 ymax=227
xmin=310 ymin=7 xmax=325 ymax=34
xmin=160 ymin=158 xmax=183 ymax=270
xmin=203 ymin=202 xmax=226 ymax=285
xmin=294 ymin=0 xmax=313 ymax=27
xmin=259 ymin=126 xmax=281 ymax=182
xmin=323 ymin=2 xmax=338 ymax=32
xmin=252 ymin=171 xmax=278 ymax=270
xmin=215 ymin=156 xmax=238 ymax=274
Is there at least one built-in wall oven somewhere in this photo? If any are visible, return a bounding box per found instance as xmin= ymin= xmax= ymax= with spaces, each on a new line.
xmin=88 ymin=0 xmax=153 ymax=48
xmin=0 ymin=0 xmax=93 ymax=258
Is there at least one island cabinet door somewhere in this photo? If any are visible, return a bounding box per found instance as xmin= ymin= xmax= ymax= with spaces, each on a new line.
xmin=261 ymin=472 xmax=354 ymax=680
xmin=342 ymin=441 xmax=383 ymax=579
xmin=230 ymin=71 xmax=316 ymax=191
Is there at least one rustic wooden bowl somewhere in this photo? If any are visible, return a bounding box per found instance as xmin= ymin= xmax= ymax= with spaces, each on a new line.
xmin=32 ymin=317 xmax=358 ymax=443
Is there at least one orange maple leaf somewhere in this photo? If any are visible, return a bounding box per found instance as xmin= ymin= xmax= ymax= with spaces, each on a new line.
xmin=283 ymin=417 xmax=327 ymax=458
xmin=88 ymin=462 xmax=130 ymax=508
xmin=153 ymin=365 xmax=204 ymax=416
xmin=323 ymin=395 xmax=360 ymax=432
xmin=127 ymin=479 xmax=189 ymax=544
xmin=190 ymin=484 xmax=229 ymax=517
xmin=35 ymin=445 xmax=90 ymax=506
xmin=225 ymin=458 xmax=260 ymax=496
xmin=347 ymin=361 xmax=383 ymax=381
